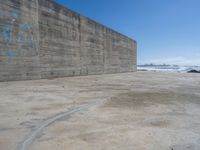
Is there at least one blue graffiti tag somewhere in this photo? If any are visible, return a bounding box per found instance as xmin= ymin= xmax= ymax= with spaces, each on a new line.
xmin=11 ymin=10 xmax=19 ymax=19
xmin=29 ymin=35 xmax=34 ymax=48
xmin=17 ymin=32 xmax=25 ymax=43
xmin=3 ymin=25 xmax=13 ymax=43
xmin=6 ymin=50 xmax=16 ymax=58
xmin=20 ymin=22 xmax=30 ymax=30
xmin=29 ymin=41 xmax=34 ymax=48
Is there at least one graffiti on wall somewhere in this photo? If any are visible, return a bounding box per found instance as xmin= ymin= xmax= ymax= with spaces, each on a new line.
xmin=3 ymin=25 xmax=13 ymax=43
xmin=0 ymin=50 xmax=16 ymax=59
xmin=20 ymin=22 xmax=30 ymax=30
xmin=1 ymin=9 xmax=35 ymax=60
xmin=6 ymin=50 xmax=16 ymax=58
xmin=11 ymin=10 xmax=19 ymax=19
xmin=17 ymin=32 xmax=25 ymax=43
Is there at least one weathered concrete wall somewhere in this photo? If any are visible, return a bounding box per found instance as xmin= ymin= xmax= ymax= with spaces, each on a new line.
xmin=0 ymin=0 xmax=137 ymax=81
xmin=0 ymin=0 xmax=41 ymax=81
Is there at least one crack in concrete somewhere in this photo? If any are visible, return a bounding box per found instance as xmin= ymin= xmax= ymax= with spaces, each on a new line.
xmin=16 ymin=101 xmax=100 ymax=150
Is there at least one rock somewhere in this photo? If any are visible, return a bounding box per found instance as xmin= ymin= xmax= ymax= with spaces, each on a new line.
xmin=187 ymin=69 xmax=200 ymax=73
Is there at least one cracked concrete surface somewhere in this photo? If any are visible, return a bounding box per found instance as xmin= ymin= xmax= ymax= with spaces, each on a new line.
xmin=0 ymin=72 xmax=200 ymax=150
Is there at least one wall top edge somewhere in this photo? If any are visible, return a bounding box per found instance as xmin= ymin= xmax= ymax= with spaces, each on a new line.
xmin=48 ymin=0 xmax=137 ymax=43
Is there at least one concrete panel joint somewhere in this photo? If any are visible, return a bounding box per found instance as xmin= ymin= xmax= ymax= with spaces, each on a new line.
xmin=0 ymin=0 xmax=137 ymax=81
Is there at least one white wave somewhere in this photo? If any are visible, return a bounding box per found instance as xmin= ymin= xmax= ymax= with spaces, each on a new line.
xmin=137 ymin=65 xmax=200 ymax=73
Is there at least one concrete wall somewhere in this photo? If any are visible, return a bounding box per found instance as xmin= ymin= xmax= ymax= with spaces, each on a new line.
xmin=0 ymin=0 xmax=137 ymax=81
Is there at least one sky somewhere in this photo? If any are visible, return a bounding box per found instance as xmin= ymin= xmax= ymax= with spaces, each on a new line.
xmin=55 ymin=0 xmax=200 ymax=66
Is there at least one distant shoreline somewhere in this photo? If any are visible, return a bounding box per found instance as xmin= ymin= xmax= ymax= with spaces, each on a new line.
xmin=137 ymin=64 xmax=200 ymax=73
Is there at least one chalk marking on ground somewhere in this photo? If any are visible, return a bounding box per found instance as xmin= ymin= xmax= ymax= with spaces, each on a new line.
xmin=17 ymin=101 xmax=101 ymax=150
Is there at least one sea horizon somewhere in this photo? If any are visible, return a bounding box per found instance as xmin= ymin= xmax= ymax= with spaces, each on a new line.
xmin=137 ymin=64 xmax=200 ymax=73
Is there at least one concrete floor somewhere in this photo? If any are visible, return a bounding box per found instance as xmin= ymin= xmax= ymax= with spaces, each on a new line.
xmin=0 ymin=72 xmax=200 ymax=150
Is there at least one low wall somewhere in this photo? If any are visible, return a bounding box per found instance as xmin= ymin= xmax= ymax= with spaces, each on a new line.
xmin=0 ymin=0 xmax=137 ymax=81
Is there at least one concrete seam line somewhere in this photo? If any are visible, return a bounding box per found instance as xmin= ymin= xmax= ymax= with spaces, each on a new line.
xmin=16 ymin=101 xmax=100 ymax=150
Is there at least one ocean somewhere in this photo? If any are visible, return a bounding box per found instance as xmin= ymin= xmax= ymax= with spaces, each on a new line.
xmin=137 ymin=65 xmax=200 ymax=73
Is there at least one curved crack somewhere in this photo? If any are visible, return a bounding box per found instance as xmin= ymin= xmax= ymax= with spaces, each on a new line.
xmin=17 ymin=101 xmax=100 ymax=150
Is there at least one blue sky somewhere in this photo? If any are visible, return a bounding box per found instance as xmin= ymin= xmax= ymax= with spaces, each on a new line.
xmin=55 ymin=0 xmax=200 ymax=65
